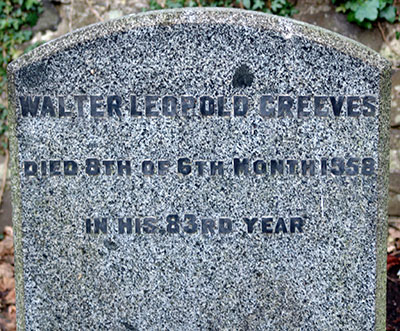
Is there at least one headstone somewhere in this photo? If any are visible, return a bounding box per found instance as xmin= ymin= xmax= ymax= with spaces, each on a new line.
xmin=8 ymin=8 xmax=391 ymax=330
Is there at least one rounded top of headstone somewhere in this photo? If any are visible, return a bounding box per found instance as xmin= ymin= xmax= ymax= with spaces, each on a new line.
xmin=8 ymin=8 xmax=390 ymax=74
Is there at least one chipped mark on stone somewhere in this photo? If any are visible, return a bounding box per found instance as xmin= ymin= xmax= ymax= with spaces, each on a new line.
xmin=104 ymin=239 xmax=118 ymax=250
xmin=232 ymin=64 xmax=254 ymax=88
xmin=121 ymin=321 xmax=137 ymax=330
xmin=282 ymin=22 xmax=294 ymax=39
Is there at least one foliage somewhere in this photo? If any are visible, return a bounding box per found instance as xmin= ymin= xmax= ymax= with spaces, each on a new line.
xmin=0 ymin=0 xmax=42 ymax=153
xmin=332 ymin=0 xmax=397 ymax=29
xmin=148 ymin=0 xmax=298 ymax=17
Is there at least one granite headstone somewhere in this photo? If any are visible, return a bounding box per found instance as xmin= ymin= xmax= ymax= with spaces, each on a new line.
xmin=8 ymin=8 xmax=391 ymax=330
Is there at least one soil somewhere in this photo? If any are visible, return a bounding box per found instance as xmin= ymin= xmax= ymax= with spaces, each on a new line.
xmin=387 ymin=253 xmax=400 ymax=331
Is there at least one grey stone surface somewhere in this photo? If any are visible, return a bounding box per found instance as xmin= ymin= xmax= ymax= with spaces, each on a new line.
xmin=32 ymin=0 xmax=60 ymax=33
xmin=8 ymin=8 xmax=391 ymax=330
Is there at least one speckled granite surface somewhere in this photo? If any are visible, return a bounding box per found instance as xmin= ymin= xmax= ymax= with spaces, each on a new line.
xmin=8 ymin=8 xmax=390 ymax=330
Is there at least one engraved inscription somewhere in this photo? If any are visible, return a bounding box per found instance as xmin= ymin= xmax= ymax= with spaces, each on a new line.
xmin=85 ymin=215 xmax=305 ymax=235
xmin=23 ymin=157 xmax=376 ymax=177
xmin=18 ymin=94 xmax=378 ymax=118
xmin=18 ymin=93 xmax=378 ymax=239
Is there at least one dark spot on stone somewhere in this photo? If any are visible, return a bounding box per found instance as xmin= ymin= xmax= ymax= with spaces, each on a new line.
xmin=121 ymin=321 xmax=137 ymax=330
xmin=104 ymin=239 xmax=118 ymax=250
xmin=18 ymin=61 xmax=47 ymax=89
xmin=232 ymin=64 xmax=254 ymax=88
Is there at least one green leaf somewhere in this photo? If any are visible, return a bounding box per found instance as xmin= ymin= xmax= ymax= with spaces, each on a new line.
xmin=380 ymin=5 xmax=396 ymax=23
xmin=379 ymin=0 xmax=392 ymax=10
xmin=12 ymin=18 xmax=21 ymax=30
xmin=164 ymin=0 xmax=185 ymax=8
xmin=26 ymin=11 xmax=39 ymax=26
xmin=148 ymin=0 xmax=162 ymax=10
xmin=271 ymin=0 xmax=284 ymax=11
xmin=347 ymin=11 xmax=356 ymax=23
xmin=25 ymin=0 xmax=36 ymax=10
xmin=252 ymin=0 xmax=264 ymax=10
xmin=359 ymin=20 xmax=373 ymax=29
xmin=396 ymin=31 xmax=400 ymax=40
xmin=335 ymin=4 xmax=347 ymax=13
xmin=242 ymin=0 xmax=251 ymax=9
xmin=355 ymin=0 xmax=379 ymax=22
xmin=345 ymin=1 xmax=359 ymax=12
xmin=188 ymin=0 xmax=198 ymax=6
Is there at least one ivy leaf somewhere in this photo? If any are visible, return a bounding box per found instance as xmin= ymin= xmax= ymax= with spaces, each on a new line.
xmin=288 ymin=7 xmax=299 ymax=16
xmin=12 ymin=19 xmax=21 ymax=30
xmin=379 ymin=0 xmax=392 ymax=10
xmin=360 ymin=20 xmax=373 ymax=29
xmin=347 ymin=11 xmax=356 ymax=23
xmin=335 ymin=4 xmax=347 ymax=13
xmin=380 ymin=5 xmax=396 ymax=23
xmin=26 ymin=11 xmax=39 ymax=26
xmin=164 ymin=0 xmax=185 ymax=8
xmin=355 ymin=0 xmax=379 ymax=22
xmin=345 ymin=1 xmax=359 ymax=12
xmin=271 ymin=0 xmax=284 ymax=11
xmin=25 ymin=0 xmax=36 ymax=10
xmin=242 ymin=0 xmax=251 ymax=9
xmin=252 ymin=0 xmax=264 ymax=10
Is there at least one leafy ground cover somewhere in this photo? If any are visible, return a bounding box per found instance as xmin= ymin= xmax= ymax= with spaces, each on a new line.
xmin=0 ymin=0 xmax=43 ymax=155
xmin=148 ymin=0 xmax=297 ymax=16
xmin=333 ymin=0 xmax=398 ymax=29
